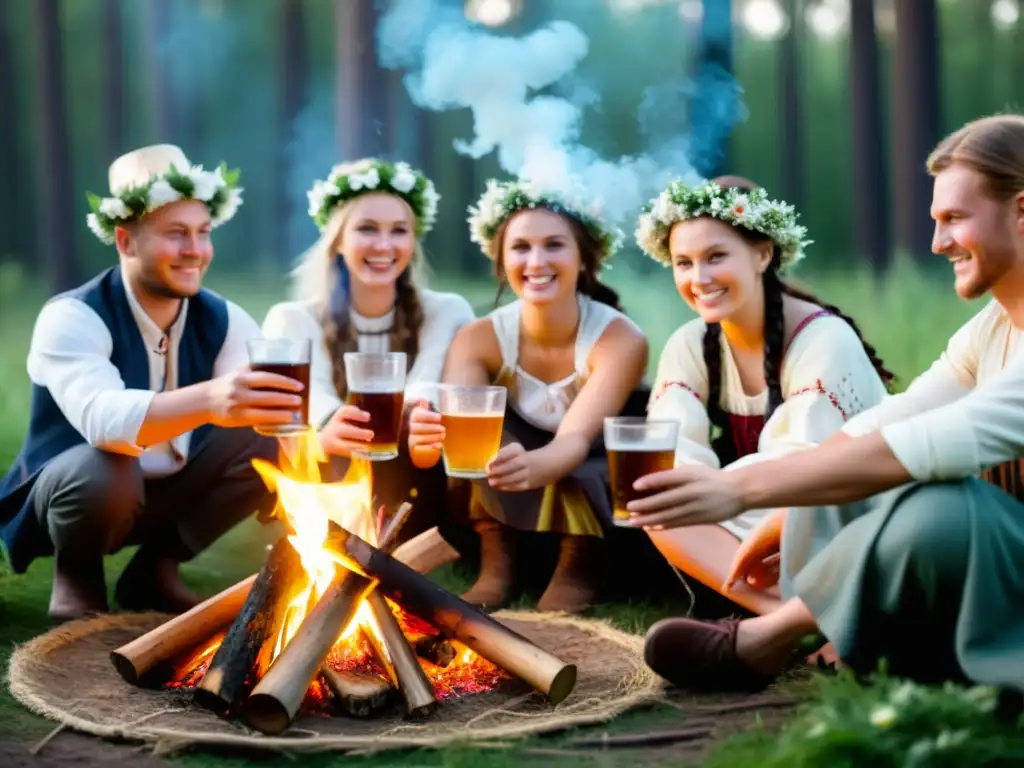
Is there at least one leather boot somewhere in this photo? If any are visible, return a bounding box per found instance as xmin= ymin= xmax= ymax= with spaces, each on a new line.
xmin=460 ymin=518 xmax=515 ymax=610
xmin=538 ymin=534 xmax=601 ymax=614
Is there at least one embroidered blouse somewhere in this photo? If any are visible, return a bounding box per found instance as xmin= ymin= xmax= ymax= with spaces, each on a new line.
xmin=647 ymin=311 xmax=889 ymax=539
xmin=261 ymin=289 xmax=475 ymax=426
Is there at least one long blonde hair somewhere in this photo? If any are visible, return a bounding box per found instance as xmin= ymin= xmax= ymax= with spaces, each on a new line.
xmin=290 ymin=191 xmax=428 ymax=401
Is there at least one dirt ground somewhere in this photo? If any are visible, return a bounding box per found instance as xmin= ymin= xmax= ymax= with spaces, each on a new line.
xmin=0 ymin=685 xmax=799 ymax=767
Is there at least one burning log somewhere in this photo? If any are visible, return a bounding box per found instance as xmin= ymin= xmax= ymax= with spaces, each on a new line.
xmin=192 ymin=538 xmax=304 ymax=716
xmin=110 ymin=574 xmax=256 ymax=687
xmin=415 ymin=635 xmax=456 ymax=668
xmin=330 ymin=531 xmax=578 ymax=705
xmin=321 ymin=666 xmax=395 ymax=718
xmin=363 ymin=591 xmax=438 ymax=718
xmin=244 ymin=567 xmax=377 ymax=735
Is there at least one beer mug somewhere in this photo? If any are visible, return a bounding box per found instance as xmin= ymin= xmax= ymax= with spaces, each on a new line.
xmin=247 ymin=338 xmax=312 ymax=436
xmin=603 ymin=417 xmax=678 ymax=524
xmin=437 ymin=385 xmax=507 ymax=478
xmin=343 ymin=352 xmax=407 ymax=461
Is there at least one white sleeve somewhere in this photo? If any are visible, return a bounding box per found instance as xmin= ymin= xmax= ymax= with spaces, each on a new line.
xmin=646 ymin=323 xmax=720 ymax=469
xmin=25 ymin=298 xmax=153 ymax=454
xmin=212 ymin=301 xmax=263 ymax=376
xmin=881 ymin=340 xmax=1024 ymax=481
xmin=261 ymin=302 xmax=341 ymax=427
xmin=842 ymin=310 xmax=979 ymax=437
xmin=747 ymin=317 xmax=888 ymax=465
xmin=405 ymin=292 xmax=476 ymax=406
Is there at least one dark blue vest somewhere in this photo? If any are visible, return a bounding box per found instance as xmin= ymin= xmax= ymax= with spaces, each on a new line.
xmin=0 ymin=267 xmax=229 ymax=573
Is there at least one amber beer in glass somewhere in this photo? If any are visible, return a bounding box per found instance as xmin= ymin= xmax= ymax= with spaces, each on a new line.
xmin=246 ymin=338 xmax=312 ymax=436
xmin=437 ymin=385 xmax=507 ymax=478
xmin=604 ymin=417 xmax=678 ymax=524
xmin=344 ymin=352 xmax=406 ymax=461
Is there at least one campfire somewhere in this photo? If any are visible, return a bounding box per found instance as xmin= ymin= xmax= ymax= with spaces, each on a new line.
xmin=108 ymin=431 xmax=577 ymax=735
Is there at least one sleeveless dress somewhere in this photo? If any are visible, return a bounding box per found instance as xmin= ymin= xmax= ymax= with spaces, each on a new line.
xmin=469 ymin=295 xmax=649 ymax=537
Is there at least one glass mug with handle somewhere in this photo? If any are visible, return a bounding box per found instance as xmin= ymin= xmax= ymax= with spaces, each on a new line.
xmin=603 ymin=417 xmax=678 ymax=524
xmin=246 ymin=337 xmax=312 ymax=436
xmin=437 ymin=385 xmax=507 ymax=478
xmin=343 ymin=351 xmax=407 ymax=461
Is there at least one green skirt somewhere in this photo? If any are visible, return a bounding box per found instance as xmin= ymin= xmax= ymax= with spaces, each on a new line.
xmin=782 ymin=478 xmax=1024 ymax=690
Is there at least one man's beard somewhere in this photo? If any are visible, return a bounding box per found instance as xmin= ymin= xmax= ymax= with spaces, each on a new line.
xmin=140 ymin=267 xmax=200 ymax=299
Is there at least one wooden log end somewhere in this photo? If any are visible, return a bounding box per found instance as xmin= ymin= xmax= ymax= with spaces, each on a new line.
xmin=109 ymin=650 xmax=142 ymax=687
xmin=548 ymin=664 xmax=578 ymax=706
xmin=244 ymin=692 xmax=292 ymax=735
xmin=322 ymin=668 xmax=395 ymax=719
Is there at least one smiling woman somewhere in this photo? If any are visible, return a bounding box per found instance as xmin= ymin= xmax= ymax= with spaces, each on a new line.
xmin=407 ymin=177 xmax=650 ymax=614
xmin=630 ymin=175 xmax=895 ymax=616
xmin=260 ymin=158 xmax=475 ymax=543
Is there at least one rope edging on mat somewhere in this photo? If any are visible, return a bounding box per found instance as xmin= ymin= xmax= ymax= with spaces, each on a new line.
xmin=7 ymin=608 xmax=668 ymax=755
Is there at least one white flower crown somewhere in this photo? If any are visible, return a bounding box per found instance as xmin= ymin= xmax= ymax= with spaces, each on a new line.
xmin=467 ymin=178 xmax=624 ymax=267
xmin=307 ymin=159 xmax=440 ymax=236
xmin=635 ymin=180 xmax=812 ymax=270
xmin=86 ymin=164 xmax=243 ymax=245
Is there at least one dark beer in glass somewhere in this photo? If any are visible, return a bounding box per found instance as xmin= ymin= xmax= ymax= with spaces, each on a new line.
xmin=604 ymin=417 xmax=678 ymax=523
xmin=344 ymin=352 xmax=407 ymax=460
xmin=246 ymin=338 xmax=312 ymax=436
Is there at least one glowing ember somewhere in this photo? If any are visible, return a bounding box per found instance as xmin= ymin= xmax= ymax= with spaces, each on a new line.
xmin=165 ymin=428 xmax=507 ymax=710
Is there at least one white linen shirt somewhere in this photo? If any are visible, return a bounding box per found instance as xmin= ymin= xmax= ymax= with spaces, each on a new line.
xmin=25 ymin=267 xmax=263 ymax=478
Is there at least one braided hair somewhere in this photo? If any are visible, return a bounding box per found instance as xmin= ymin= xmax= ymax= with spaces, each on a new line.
xmin=700 ymin=177 xmax=894 ymax=465
xmin=317 ymin=203 xmax=426 ymax=404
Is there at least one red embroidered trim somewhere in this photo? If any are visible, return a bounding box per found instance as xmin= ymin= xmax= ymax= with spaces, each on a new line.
xmin=654 ymin=380 xmax=702 ymax=403
xmin=787 ymin=378 xmax=847 ymax=420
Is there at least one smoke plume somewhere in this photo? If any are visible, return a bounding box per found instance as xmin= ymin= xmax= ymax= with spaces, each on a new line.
xmin=374 ymin=0 xmax=746 ymax=227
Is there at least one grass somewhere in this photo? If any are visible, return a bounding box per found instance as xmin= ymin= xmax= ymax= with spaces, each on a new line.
xmin=0 ymin=259 xmax=1014 ymax=765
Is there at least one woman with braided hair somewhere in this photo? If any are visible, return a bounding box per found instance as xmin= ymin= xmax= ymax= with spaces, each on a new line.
xmin=633 ymin=176 xmax=894 ymax=615
xmin=261 ymin=159 xmax=474 ymax=541
xmin=408 ymin=177 xmax=650 ymax=614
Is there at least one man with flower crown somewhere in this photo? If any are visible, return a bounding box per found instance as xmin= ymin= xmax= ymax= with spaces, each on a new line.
xmin=0 ymin=144 xmax=303 ymax=621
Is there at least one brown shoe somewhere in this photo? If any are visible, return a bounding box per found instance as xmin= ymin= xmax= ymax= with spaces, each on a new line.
xmin=460 ymin=518 xmax=515 ymax=610
xmin=537 ymin=534 xmax=600 ymax=614
xmin=643 ymin=616 xmax=777 ymax=692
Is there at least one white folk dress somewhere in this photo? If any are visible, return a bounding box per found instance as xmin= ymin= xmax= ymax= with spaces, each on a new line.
xmin=647 ymin=311 xmax=889 ymax=541
xmin=472 ymin=294 xmax=647 ymax=536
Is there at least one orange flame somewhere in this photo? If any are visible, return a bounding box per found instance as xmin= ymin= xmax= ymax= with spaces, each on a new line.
xmin=251 ymin=428 xmax=378 ymax=663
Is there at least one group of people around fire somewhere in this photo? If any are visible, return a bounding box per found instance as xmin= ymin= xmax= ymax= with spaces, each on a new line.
xmin=3 ymin=112 xmax=1024 ymax=697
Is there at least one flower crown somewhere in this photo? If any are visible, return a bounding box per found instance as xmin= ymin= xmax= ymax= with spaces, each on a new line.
xmin=467 ymin=178 xmax=624 ymax=267
xmin=307 ymin=159 xmax=440 ymax=236
xmin=635 ymin=180 xmax=811 ymax=270
xmin=86 ymin=164 xmax=243 ymax=245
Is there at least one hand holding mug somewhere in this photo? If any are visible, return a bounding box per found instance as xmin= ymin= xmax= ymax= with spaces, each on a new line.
xmin=319 ymin=405 xmax=374 ymax=457
xmin=408 ymin=401 xmax=444 ymax=469
xmin=207 ymin=368 xmax=305 ymax=429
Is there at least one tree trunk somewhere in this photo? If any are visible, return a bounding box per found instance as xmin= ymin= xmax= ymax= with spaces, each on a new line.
xmin=277 ymin=0 xmax=307 ymax=259
xmin=0 ymin=0 xmax=34 ymax=267
xmin=103 ymin=0 xmax=125 ymax=159
xmin=891 ymin=0 xmax=940 ymax=261
xmin=691 ymin=0 xmax=734 ymax=178
xmin=777 ymin=0 xmax=803 ymax=208
xmin=32 ymin=0 xmax=80 ymax=292
xmin=336 ymin=0 xmax=389 ymax=160
xmin=145 ymin=0 xmax=174 ymax=141
xmin=850 ymin=0 xmax=891 ymax=270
